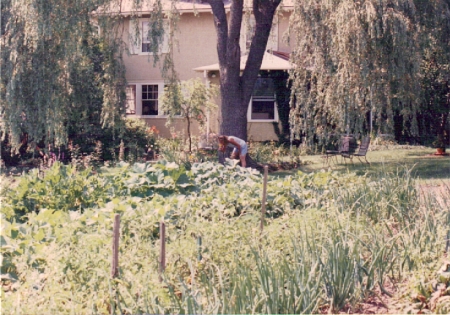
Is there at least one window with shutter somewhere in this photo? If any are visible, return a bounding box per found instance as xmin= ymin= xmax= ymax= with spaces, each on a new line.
xmin=126 ymin=82 xmax=165 ymax=117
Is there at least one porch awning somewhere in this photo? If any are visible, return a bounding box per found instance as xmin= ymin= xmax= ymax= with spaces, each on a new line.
xmin=193 ymin=51 xmax=292 ymax=72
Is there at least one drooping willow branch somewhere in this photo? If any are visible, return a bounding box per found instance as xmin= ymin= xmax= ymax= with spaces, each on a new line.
xmin=1 ymin=0 xmax=179 ymax=151
xmin=288 ymin=0 xmax=421 ymax=145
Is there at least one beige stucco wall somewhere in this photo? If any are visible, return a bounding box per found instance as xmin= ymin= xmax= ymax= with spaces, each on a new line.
xmin=247 ymin=122 xmax=280 ymax=142
xmin=139 ymin=117 xmax=203 ymax=139
xmin=122 ymin=13 xmax=218 ymax=81
xmin=122 ymin=10 xmax=292 ymax=142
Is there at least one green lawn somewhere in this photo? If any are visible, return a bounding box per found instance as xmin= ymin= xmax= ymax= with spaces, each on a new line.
xmin=273 ymin=146 xmax=450 ymax=184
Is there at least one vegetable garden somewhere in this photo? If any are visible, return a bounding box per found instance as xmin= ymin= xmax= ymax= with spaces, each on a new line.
xmin=1 ymin=158 xmax=449 ymax=314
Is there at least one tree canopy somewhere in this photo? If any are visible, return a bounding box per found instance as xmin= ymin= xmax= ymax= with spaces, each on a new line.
xmin=3 ymin=0 xmax=448 ymax=154
xmin=1 ymin=0 xmax=120 ymax=150
xmin=288 ymin=0 xmax=450 ymax=145
xmin=161 ymin=78 xmax=217 ymax=152
xmin=1 ymin=0 xmax=177 ymax=153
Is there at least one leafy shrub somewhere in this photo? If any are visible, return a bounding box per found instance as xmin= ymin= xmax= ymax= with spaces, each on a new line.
xmin=0 ymin=132 xmax=31 ymax=166
xmin=1 ymin=163 xmax=113 ymax=220
xmin=119 ymin=118 xmax=158 ymax=162
xmin=155 ymin=136 xmax=218 ymax=169
xmin=249 ymin=141 xmax=298 ymax=163
xmin=79 ymin=118 xmax=158 ymax=163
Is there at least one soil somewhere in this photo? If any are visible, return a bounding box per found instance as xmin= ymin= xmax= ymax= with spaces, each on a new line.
xmin=317 ymin=278 xmax=401 ymax=314
xmin=317 ymin=181 xmax=450 ymax=314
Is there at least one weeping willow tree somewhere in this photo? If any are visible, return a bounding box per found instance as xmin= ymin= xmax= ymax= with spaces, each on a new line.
xmin=417 ymin=0 xmax=450 ymax=147
xmin=1 ymin=0 xmax=178 ymax=155
xmin=288 ymin=0 xmax=422 ymax=145
xmin=1 ymin=0 xmax=121 ymax=151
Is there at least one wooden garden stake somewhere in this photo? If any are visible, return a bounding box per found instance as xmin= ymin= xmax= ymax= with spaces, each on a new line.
xmin=197 ymin=236 xmax=202 ymax=261
xmin=159 ymin=221 xmax=166 ymax=282
xmin=111 ymin=214 xmax=120 ymax=278
xmin=446 ymin=230 xmax=450 ymax=253
xmin=260 ymin=165 xmax=268 ymax=233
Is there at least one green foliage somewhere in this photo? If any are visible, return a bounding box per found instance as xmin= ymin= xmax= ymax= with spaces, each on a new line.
xmin=1 ymin=163 xmax=113 ymax=220
xmin=167 ymin=249 xmax=323 ymax=314
xmin=119 ymin=118 xmax=158 ymax=162
xmin=1 ymin=0 xmax=127 ymax=150
xmin=1 ymin=160 xmax=448 ymax=314
xmin=160 ymin=78 xmax=218 ymax=152
xmin=250 ymin=141 xmax=303 ymax=165
xmin=289 ymin=0 xmax=450 ymax=146
xmin=155 ymin=136 xmax=219 ymax=169
xmin=420 ymin=42 xmax=450 ymax=147
xmin=155 ymin=136 xmax=187 ymax=164
xmin=1 ymin=0 xmax=180 ymax=160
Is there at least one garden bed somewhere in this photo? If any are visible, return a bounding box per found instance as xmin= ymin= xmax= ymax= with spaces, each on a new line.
xmin=1 ymin=157 xmax=449 ymax=314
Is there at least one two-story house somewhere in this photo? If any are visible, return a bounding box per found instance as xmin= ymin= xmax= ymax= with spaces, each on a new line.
xmin=97 ymin=0 xmax=293 ymax=142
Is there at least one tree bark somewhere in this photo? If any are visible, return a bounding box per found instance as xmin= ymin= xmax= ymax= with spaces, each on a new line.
xmin=208 ymin=0 xmax=282 ymax=140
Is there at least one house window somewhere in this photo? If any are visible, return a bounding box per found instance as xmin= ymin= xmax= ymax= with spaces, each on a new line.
xmin=129 ymin=19 xmax=169 ymax=55
xmin=126 ymin=85 xmax=136 ymax=114
xmin=247 ymin=78 xmax=278 ymax=122
xmin=142 ymin=84 xmax=159 ymax=115
xmin=126 ymin=83 xmax=165 ymax=116
xmin=142 ymin=21 xmax=152 ymax=53
xmin=251 ymin=98 xmax=276 ymax=120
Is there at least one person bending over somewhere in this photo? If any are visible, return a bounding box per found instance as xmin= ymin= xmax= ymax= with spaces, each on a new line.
xmin=218 ymin=135 xmax=248 ymax=168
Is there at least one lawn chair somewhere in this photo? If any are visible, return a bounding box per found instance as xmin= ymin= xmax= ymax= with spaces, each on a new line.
xmin=324 ymin=138 xmax=345 ymax=165
xmin=341 ymin=136 xmax=371 ymax=164
xmin=324 ymin=135 xmax=356 ymax=165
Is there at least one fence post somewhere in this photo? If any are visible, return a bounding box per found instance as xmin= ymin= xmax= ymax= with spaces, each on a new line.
xmin=260 ymin=165 xmax=268 ymax=233
xmin=159 ymin=221 xmax=166 ymax=282
xmin=111 ymin=214 xmax=120 ymax=278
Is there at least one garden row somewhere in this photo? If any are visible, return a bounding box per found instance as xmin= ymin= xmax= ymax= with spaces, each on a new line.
xmin=1 ymin=161 xmax=449 ymax=314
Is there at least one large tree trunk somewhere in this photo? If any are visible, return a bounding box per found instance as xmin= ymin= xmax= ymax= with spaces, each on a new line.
xmin=208 ymin=0 xmax=281 ymax=141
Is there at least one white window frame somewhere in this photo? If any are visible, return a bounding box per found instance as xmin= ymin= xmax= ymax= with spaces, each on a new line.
xmin=125 ymin=85 xmax=136 ymax=114
xmin=126 ymin=82 xmax=166 ymax=117
xmin=247 ymin=95 xmax=279 ymax=123
xmin=129 ymin=18 xmax=169 ymax=55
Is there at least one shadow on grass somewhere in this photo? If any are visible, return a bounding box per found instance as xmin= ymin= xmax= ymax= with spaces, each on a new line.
xmin=408 ymin=160 xmax=450 ymax=180
xmin=333 ymin=160 xmax=448 ymax=180
xmin=271 ymin=152 xmax=450 ymax=182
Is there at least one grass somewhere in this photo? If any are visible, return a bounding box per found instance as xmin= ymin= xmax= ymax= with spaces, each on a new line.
xmin=272 ymin=146 xmax=450 ymax=184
